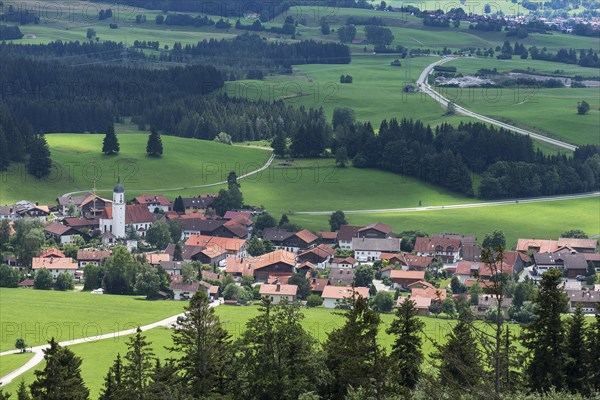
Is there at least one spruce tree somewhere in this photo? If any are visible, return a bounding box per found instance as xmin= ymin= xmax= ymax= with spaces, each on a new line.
xmin=587 ymin=309 xmax=600 ymax=392
xmin=30 ymin=338 xmax=90 ymax=400
xmin=521 ymin=268 xmax=568 ymax=392
xmin=565 ymin=303 xmax=588 ymax=393
xmin=27 ymin=135 xmax=52 ymax=179
xmin=17 ymin=379 xmax=31 ymax=400
xmin=172 ymin=196 xmax=185 ymax=214
xmin=102 ymin=124 xmax=120 ymax=155
xmin=173 ymin=242 xmax=183 ymax=261
xmin=122 ymin=328 xmax=155 ymax=399
xmin=168 ymin=291 xmax=231 ymax=396
xmin=323 ymin=295 xmax=385 ymax=399
xmin=386 ymin=297 xmax=425 ymax=390
xmin=146 ymin=127 xmax=163 ymax=157
xmin=432 ymin=316 xmax=484 ymax=396
xmin=99 ymin=354 xmax=126 ymax=400
xmin=227 ymin=171 xmax=240 ymax=189
xmin=271 ymin=131 xmax=287 ymax=157
xmin=278 ymin=214 xmax=289 ymax=227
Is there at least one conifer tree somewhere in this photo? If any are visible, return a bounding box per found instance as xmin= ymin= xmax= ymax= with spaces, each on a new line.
xmin=168 ymin=291 xmax=231 ymax=396
xmin=587 ymin=309 xmax=600 ymax=392
xmin=122 ymin=328 xmax=155 ymax=399
xmin=173 ymin=242 xmax=183 ymax=261
xmin=172 ymin=196 xmax=185 ymax=214
xmin=271 ymin=131 xmax=287 ymax=157
xmin=102 ymin=124 xmax=120 ymax=155
xmin=521 ymin=268 xmax=568 ymax=392
xmin=99 ymin=354 xmax=126 ymax=400
xmin=386 ymin=297 xmax=425 ymax=390
xmin=27 ymin=135 xmax=52 ymax=179
xmin=16 ymin=379 xmax=31 ymax=400
xmin=146 ymin=127 xmax=163 ymax=157
xmin=30 ymin=338 xmax=90 ymax=400
xmin=565 ymin=303 xmax=588 ymax=393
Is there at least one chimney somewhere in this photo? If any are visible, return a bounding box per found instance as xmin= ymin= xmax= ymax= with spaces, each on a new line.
xmin=276 ymin=283 xmax=281 ymax=292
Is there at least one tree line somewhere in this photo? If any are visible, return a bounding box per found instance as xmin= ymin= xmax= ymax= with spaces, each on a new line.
xmin=5 ymin=270 xmax=599 ymax=400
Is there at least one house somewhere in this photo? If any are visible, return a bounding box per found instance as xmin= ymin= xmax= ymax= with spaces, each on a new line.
xmin=533 ymin=251 xmax=588 ymax=279
xmin=57 ymin=193 xmax=111 ymax=217
xmin=328 ymin=267 xmax=355 ymax=286
xmin=2 ymin=201 xmax=50 ymax=221
xmin=225 ymin=249 xmax=296 ymax=281
xmin=329 ymin=257 xmax=358 ymax=269
xmin=456 ymin=260 xmax=513 ymax=284
xmin=352 ymin=237 xmax=402 ymax=262
xmin=389 ymin=270 xmax=426 ymax=288
xmin=44 ymin=223 xmax=80 ymax=244
xmin=41 ymin=248 xmax=65 ymax=258
xmin=199 ymin=281 xmax=219 ymax=300
xmin=63 ymin=217 xmax=100 ymax=231
xmin=262 ymin=228 xmax=318 ymax=252
xmin=396 ymin=296 xmax=431 ymax=316
xmin=76 ymin=249 xmax=111 ymax=268
xmin=408 ymin=280 xmax=447 ymax=301
xmin=32 ymin=257 xmax=78 ymax=279
xmin=297 ymin=244 xmax=336 ymax=268
xmin=357 ymin=223 xmax=394 ymax=239
xmin=557 ymin=238 xmax=598 ymax=253
xmin=317 ymin=231 xmax=338 ymax=245
xmin=310 ymin=278 xmax=330 ymax=295
xmin=296 ymin=261 xmax=316 ymax=274
xmin=179 ymin=218 xmax=249 ymax=240
xmin=259 ymin=283 xmax=298 ymax=304
xmin=201 ymin=270 xmax=224 ymax=282
xmin=321 ymin=286 xmax=370 ymax=309
xmin=516 ymin=239 xmax=558 ymax=254
xmin=474 ymin=295 xmax=512 ymax=318
xmin=566 ymin=289 xmax=600 ymax=313
xmin=181 ymin=195 xmax=216 ymax=214
xmin=502 ymin=251 xmax=528 ymax=275
xmin=170 ymin=281 xmax=201 ymax=300
xmin=159 ymin=260 xmax=187 ymax=275
xmin=432 ymin=233 xmax=476 ymax=246
xmin=461 ymin=244 xmax=482 ymax=262
xmin=185 ymin=235 xmax=247 ymax=259
xmin=337 ymin=225 xmax=363 ymax=250
xmin=414 ymin=237 xmax=461 ymax=264
xmin=380 ymin=253 xmax=433 ymax=271
xmin=146 ymin=253 xmax=171 ymax=266
xmin=133 ymin=194 xmax=172 ymax=213
xmin=585 ymin=253 xmax=600 ymax=272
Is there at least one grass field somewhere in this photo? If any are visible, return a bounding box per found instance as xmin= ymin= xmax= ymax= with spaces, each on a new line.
xmin=0 ymin=288 xmax=185 ymax=352
xmin=1 ymin=304 xmax=523 ymax=398
xmin=0 ymin=133 xmax=271 ymax=205
xmin=0 ymin=352 xmax=35 ymax=378
xmin=289 ymin=196 xmax=600 ymax=248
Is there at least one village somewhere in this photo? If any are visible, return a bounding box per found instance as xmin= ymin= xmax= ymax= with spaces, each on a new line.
xmin=1 ymin=177 xmax=598 ymax=319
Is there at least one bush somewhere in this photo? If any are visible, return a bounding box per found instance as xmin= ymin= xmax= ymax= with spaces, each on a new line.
xmin=213 ymin=131 xmax=233 ymax=145
xmin=372 ymin=291 xmax=394 ymax=313
xmin=55 ymin=272 xmax=74 ymax=291
xmin=306 ymin=294 xmax=323 ymax=307
xmin=34 ymin=268 xmax=53 ymax=290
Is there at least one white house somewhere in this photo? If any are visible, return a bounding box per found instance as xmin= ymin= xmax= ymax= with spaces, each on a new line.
xmin=170 ymin=281 xmax=201 ymax=300
xmin=76 ymin=249 xmax=111 ymax=268
xmin=32 ymin=257 xmax=78 ymax=279
xmin=321 ymin=286 xmax=370 ymax=309
xmin=133 ymin=194 xmax=172 ymax=213
xmin=259 ymin=283 xmax=298 ymax=304
xmin=352 ymin=237 xmax=402 ymax=262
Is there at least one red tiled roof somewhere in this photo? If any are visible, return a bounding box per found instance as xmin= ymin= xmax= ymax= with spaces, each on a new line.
xmin=330 ymin=257 xmax=358 ymax=265
xmin=41 ymin=248 xmax=65 ymax=258
xmin=32 ymin=257 xmax=78 ymax=270
xmin=358 ymin=222 xmax=393 ymax=234
xmin=456 ymin=261 xmax=513 ymax=277
xmin=337 ymin=225 xmax=363 ymax=241
xmin=297 ymin=261 xmax=316 ymax=270
xmin=63 ymin=217 xmax=99 ymax=228
xmin=134 ymin=194 xmax=172 ymax=206
xmin=414 ymin=237 xmax=461 ymax=253
xmin=146 ymin=253 xmax=171 ymax=265
xmin=516 ymin=239 xmax=558 ymax=253
xmin=311 ymin=278 xmax=330 ymax=292
xmin=101 ymin=204 xmax=155 ymax=224
xmin=44 ymin=223 xmax=73 ymax=236
xmin=259 ymin=284 xmax=298 ymax=296
xmin=397 ymin=295 xmax=431 ymax=309
xmin=299 ymin=244 xmax=335 ymax=259
xmin=294 ymin=229 xmax=319 ymax=245
xmin=77 ymin=249 xmax=111 ymax=261
xmin=317 ymin=231 xmax=338 ymax=240
xmin=185 ymin=234 xmax=247 ymax=253
xmin=390 ymin=270 xmax=425 ymax=280
xmin=322 ymin=286 xmax=369 ymax=300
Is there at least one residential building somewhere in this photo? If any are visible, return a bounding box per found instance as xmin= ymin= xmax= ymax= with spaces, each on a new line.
xmin=297 ymin=244 xmax=336 ymax=268
xmin=414 ymin=237 xmax=461 ymax=264
xmin=337 ymin=225 xmax=363 ymax=250
xmin=352 ymin=237 xmax=402 ymax=262
xmin=263 ymin=228 xmax=318 ymax=252
xmin=357 ymin=223 xmax=394 ymax=239
xmin=44 ymin=223 xmax=81 ymax=244
xmin=56 ymin=193 xmax=111 ymax=217
xmin=328 ymin=257 xmax=358 ymax=269
xmin=389 ymin=270 xmax=426 ymax=288
xmin=566 ymin=289 xmax=600 ymax=313
xmin=76 ymin=249 xmax=111 ymax=268
xmin=533 ymin=251 xmax=588 ymax=279
xmin=259 ymin=283 xmax=298 ymax=303
xmin=170 ymin=281 xmax=201 ymax=300
xmin=225 ymin=249 xmax=296 ymax=281
xmin=133 ymin=194 xmax=172 ymax=213
xmin=328 ymin=267 xmax=355 ymax=286
xmin=181 ymin=194 xmax=216 ymax=214
xmin=32 ymin=257 xmax=78 ymax=279
xmin=396 ymin=296 xmax=431 ymax=316
xmin=321 ymin=286 xmax=370 ymax=309
xmin=180 ymin=218 xmax=249 ymax=240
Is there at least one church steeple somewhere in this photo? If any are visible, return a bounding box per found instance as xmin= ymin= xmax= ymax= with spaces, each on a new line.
xmin=114 ymin=176 xmax=125 ymax=193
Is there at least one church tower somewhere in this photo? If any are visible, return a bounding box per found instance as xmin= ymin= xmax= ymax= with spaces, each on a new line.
xmin=113 ymin=177 xmax=126 ymax=239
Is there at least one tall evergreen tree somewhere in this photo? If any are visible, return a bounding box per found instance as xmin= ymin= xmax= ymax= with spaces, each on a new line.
xmin=168 ymin=291 xmax=231 ymax=396
xmin=30 ymin=338 xmax=90 ymax=400
xmin=102 ymin=124 xmax=120 ymax=155
xmin=271 ymin=131 xmax=287 ymax=157
xmin=144 ymin=359 xmax=188 ymax=400
xmin=587 ymin=309 xmax=600 ymax=392
xmin=172 ymin=196 xmax=185 ymax=214
xmin=16 ymin=380 xmax=31 ymax=400
xmin=227 ymin=171 xmax=240 ymax=189
xmin=173 ymin=242 xmax=183 ymax=261
xmin=99 ymin=354 xmax=126 ymax=400
xmin=565 ymin=303 xmax=588 ymax=393
xmin=122 ymin=328 xmax=155 ymax=399
xmin=432 ymin=315 xmax=484 ymax=397
xmin=323 ymin=295 xmax=385 ymax=399
xmin=521 ymin=268 xmax=568 ymax=392
xmin=386 ymin=297 xmax=425 ymax=391
xmin=146 ymin=127 xmax=163 ymax=157
xmin=27 ymin=135 xmax=52 ymax=179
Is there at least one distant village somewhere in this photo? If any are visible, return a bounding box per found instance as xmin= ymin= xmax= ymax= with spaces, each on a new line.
xmin=1 ymin=179 xmax=599 ymax=316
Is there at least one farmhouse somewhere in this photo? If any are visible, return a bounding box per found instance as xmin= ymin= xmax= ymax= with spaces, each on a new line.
xmin=179 ymin=218 xmax=249 ymax=240
xmin=0 ymin=201 xmax=50 ymax=221
xmin=352 ymin=237 xmax=402 ymax=262
xmin=181 ymin=195 xmax=216 ymax=214
xmin=380 ymin=253 xmax=433 ymax=270
xmin=297 ymin=244 xmax=336 ymax=267
xmin=566 ymin=290 xmax=600 ymax=313
xmin=185 ymin=235 xmax=247 ymax=258
xmin=146 ymin=253 xmax=171 ymax=266
xmin=259 ymin=283 xmax=298 ymax=304
xmin=517 ymin=237 xmax=598 ymax=254
xmin=328 ymin=267 xmax=355 ymax=286
xmin=32 ymin=256 xmax=78 ymax=279
xmin=533 ymin=251 xmax=588 ymax=279
xmin=337 ymin=225 xmax=363 ymax=250
xmin=76 ymin=249 xmax=111 ymax=268
xmin=225 ymin=249 xmax=296 ymax=281
xmin=133 ymin=194 xmax=172 ymax=213
xmin=414 ymin=237 xmax=461 ymax=264
xmin=456 ymin=260 xmax=513 ymax=285
xmin=170 ymin=281 xmax=201 ymax=300
xmin=328 ymin=257 xmax=358 ymax=269
xmin=389 ymin=270 xmax=426 ymax=288
xmin=357 ymin=223 xmax=394 ymax=239
xmin=396 ymin=296 xmax=431 ymax=316
xmin=408 ymin=280 xmax=447 ymax=301
xmin=41 ymin=248 xmax=65 ymax=258
xmin=316 ymin=231 xmax=338 ymax=245
xmin=321 ymin=286 xmax=370 ymax=309
xmin=57 ymin=193 xmax=111 ymax=217
xmin=311 ymin=278 xmax=330 ymax=294
xmin=262 ymin=228 xmax=318 ymax=252
xmin=474 ymin=295 xmax=512 ymax=319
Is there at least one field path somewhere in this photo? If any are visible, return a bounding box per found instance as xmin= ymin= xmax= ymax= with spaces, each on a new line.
xmin=61 ymin=152 xmax=275 ymax=198
xmin=416 ymin=56 xmax=578 ymax=151
xmin=0 ymin=299 xmax=221 ymax=387
xmin=295 ymin=191 xmax=600 ymax=215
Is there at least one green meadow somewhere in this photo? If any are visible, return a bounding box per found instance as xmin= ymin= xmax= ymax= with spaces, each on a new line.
xmin=289 ymin=196 xmax=600 ymax=248
xmin=0 ymin=288 xmax=184 ymax=352
xmin=0 ymin=352 xmax=34 ymax=377
xmin=1 ymin=303 xmax=522 ymax=398
xmin=0 ymin=133 xmax=271 ymax=205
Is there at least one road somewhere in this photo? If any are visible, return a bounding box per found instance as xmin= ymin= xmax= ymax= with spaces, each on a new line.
xmin=61 ymin=152 xmax=275 ymax=198
xmin=295 ymin=191 xmax=600 ymax=215
xmin=0 ymin=299 xmax=221 ymax=387
xmin=416 ymin=57 xmax=578 ymax=152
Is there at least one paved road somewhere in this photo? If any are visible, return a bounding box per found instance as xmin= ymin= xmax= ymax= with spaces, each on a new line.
xmin=0 ymin=299 xmax=221 ymax=387
xmin=416 ymin=57 xmax=578 ymax=152
xmin=295 ymin=191 xmax=600 ymax=215
xmin=61 ymin=152 xmax=275 ymax=198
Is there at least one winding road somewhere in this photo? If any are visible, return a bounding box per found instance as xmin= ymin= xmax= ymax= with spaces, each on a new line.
xmin=0 ymin=299 xmax=221 ymax=388
xmin=416 ymin=56 xmax=578 ymax=151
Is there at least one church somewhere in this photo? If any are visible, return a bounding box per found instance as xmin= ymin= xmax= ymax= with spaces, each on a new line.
xmin=99 ymin=179 xmax=157 ymax=243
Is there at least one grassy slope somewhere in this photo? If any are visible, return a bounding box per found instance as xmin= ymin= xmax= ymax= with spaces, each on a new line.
xmin=0 ymin=352 xmax=35 ymax=377
xmin=0 ymin=133 xmax=271 ymax=205
xmin=289 ymin=196 xmax=600 ymax=248
xmin=2 ymin=304 xmax=522 ymax=398
xmin=0 ymin=288 xmax=185 ymax=352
